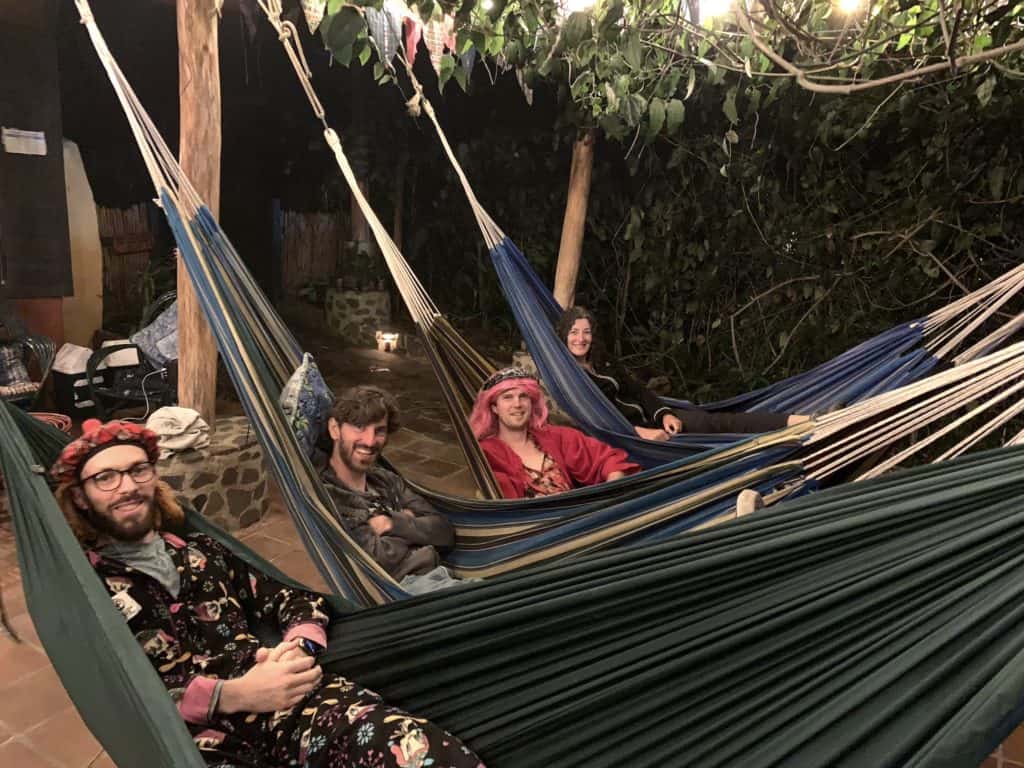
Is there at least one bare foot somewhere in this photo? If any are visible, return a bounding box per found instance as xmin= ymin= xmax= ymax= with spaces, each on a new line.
xmin=736 ymin=489 xmax=765 ymax=517
xmin=635 ymin=426 xmax=670 ymax=441
xmin=787 ymin=414 xmax=811 ymax=426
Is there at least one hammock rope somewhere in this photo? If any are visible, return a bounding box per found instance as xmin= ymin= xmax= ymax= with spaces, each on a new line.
xmin=389 ymin=54 xmax=1024 ymax=464
xmin=254 ymin=4 xmax=1024 ymax=498
xmin=79 ymin=0 xmax=1024 ymax=614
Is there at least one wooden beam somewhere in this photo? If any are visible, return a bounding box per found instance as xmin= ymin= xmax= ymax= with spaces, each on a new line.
xmin=176 ymin=0 xmax=221 ymax=425
xmin=553 ymin=129 xmax=596 ymax=310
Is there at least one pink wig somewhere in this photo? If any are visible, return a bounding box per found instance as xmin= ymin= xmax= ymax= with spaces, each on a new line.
xmin=470 ymin=376 xmax=549 ymax=439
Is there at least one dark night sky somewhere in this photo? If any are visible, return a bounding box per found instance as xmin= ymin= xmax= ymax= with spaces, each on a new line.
xmin=56 ymin=0 xmax=556 ymax=208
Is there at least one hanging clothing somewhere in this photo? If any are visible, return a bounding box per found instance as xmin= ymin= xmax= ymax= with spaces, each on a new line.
xmin=480 ymin=425 xmax=640 ymax=499
xmin=320 ymin=463 xmax=456 ymax=580
xmin=585 ymin=363 xmax=790 ymax=434
xmin=89 ymin=531 xmax=482 ymax=768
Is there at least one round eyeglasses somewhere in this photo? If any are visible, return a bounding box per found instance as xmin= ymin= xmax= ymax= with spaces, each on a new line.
xmin=80 ymin=461 xmax=156 ymax=492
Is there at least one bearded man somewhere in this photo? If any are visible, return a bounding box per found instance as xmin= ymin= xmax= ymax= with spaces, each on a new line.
xmin=320 ymin=386 xmax=457 ymax=589
xmin=52 ymin=418 xmax=482 ymax=768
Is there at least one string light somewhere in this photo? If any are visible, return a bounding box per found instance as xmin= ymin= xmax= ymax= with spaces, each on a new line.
xmin=481 ymin=0 xmax=494 ymax=9
xmin=836 ymin=0 xmax=865 ymax=13
xmin=562 ymin=0 xmax=596 ymax=13
xmin=700 ymin=0 xmax=733 ymax=22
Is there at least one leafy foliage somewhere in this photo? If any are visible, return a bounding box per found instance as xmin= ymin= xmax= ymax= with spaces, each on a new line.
xmin=315 ymin=0 xmax=1024 ymax=398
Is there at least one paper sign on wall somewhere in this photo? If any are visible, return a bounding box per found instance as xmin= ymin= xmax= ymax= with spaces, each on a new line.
xmin=2 ymin=127 xmax=47 ymax=156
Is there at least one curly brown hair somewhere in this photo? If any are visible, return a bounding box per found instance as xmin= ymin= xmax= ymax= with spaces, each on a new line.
xmin=330 ymin=385 xmax=401 ymax=433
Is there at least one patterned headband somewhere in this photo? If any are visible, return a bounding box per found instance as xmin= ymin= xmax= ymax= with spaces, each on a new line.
xmin=51 ymin=419 xmax=161 ymax=484
xmin=480 ymin=367 xmax=538 ymax=392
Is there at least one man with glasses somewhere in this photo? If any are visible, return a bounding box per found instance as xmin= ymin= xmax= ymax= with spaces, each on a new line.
xmin=51 ymin=419 xmax=483 ymax=768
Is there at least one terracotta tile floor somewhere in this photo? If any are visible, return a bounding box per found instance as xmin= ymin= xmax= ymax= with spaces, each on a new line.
xmin=3 ymin=424 xmax=1024 ymax=766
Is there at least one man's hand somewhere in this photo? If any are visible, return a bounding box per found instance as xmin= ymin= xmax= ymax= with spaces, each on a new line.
xmin=267 ymin=639 xmax=306 ymax=663
xmin=219 ymin=640 xmax=322 ymax=714
xmin=606 ymin=470 xmax=627 ymax=482
xmin=369 ymin=515 xmax=394 ymax=535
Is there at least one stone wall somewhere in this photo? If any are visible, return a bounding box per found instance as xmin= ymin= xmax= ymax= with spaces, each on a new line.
xmin=158 ymin=416 xmax=273 ymax=532
xmin=325 ymin=288 xmax=391 ymax=346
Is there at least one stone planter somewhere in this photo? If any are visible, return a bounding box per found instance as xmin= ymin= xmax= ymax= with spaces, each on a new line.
xmin=325 ymin=288 xmax=391 ymax=346
xmin=158 ymin=416 xmax=273 ymax=532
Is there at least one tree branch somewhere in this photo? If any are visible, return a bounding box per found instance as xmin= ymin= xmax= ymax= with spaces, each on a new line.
xmin=734 ymin=1 xmax=1024 ymax=94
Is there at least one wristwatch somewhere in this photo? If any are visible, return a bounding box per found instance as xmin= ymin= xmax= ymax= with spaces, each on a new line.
xmin=296 ymin=637 xmax=325 ymax=659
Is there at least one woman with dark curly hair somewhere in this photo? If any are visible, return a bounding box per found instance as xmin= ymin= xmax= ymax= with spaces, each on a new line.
xmin=558 ymin=306 xmax=807 ymax=442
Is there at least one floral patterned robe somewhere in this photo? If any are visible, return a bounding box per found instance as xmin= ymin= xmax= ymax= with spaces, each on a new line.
xmin=90 ymin=531 xmax=483 ymax=768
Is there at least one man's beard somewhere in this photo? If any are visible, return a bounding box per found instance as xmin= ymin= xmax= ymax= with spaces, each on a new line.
xmin=84 ymin=493 xmax=157 ymax=542
xmin=337 ymin=438 xmax=381 ymax=473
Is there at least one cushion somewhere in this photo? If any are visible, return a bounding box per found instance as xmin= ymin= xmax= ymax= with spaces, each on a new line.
xmin=131 ymin=302 xmax=178 ymax=366
xmin=0 ymin=344 xmax=30 ymax=387
xmin=279 ymin=353 xmax=334 ymax=457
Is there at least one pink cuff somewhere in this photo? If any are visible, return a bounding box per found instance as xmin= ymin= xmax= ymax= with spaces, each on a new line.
xmin=284 ymin=622 xmax=327 ymax=647
xmin=178 ymin=676 xmax=218 ymax=725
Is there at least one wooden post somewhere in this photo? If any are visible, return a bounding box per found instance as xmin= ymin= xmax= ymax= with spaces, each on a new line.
xmin=553 ymin=128 xmax=596 ymax=309
xmin=176 ymin=0 xmax=220 ymax=425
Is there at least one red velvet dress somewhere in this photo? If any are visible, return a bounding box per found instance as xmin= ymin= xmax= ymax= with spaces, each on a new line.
xmin=480 ymin=424 xmax=640 ymax=499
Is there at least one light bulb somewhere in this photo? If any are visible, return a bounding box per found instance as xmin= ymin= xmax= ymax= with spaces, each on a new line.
xmin=836 ymin=0 xmax=864 ymax=13
xmin=562 ymin=0 xmax=596 ymax=13
xmin=700 ymin=0 xmax=733 ymax=22
xmin=481 ymin=0 xmax=494 ymax=9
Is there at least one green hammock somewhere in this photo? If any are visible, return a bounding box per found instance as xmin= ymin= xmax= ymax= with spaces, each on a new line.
xmin=8 ymin=401 xmax=1024 ymax=767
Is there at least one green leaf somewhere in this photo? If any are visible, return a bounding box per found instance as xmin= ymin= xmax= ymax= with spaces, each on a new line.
xmin=438 ymin=53 xmax=456 ymax=90
xmin=321 ymin=7 xmax=366 ymax=62
xmin=604 ymin=81 xmax=619 ymax=111
xmin=621 ymin=93 xmax=648 ymax=125
xmin=357 ymin=42 xmax=372 ymax=66
xmin=599 ymin=0 xmax=624 ymax=33
xmin=684 ymin=68 xmax=696 ymax=100
xmin=561 ymin=12 xmax=593 ymax=49
xmin=896 ymin=32 xmax=913 ymax=51
xmin=648 ymin=97 xmax=666 ymax=137
xmin=976 ymin=76 xmax=996 ymax=107
xmin=453 ymin=64 xmax=469 ymax=92
xmin=666 ymin=98 xmax=685 ymax=133
xmin=624 ymin=32 xmax=643 ymax=70
xmin=599 ymin=112 xmax=629 ymax=140
xmin=723 ymin=86 xmax=739 ymax=124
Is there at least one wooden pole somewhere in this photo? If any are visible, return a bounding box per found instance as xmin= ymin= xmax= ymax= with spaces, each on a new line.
xmin=553 ymin=128 xmax=596 ymax=309
xmin=176 ymin=0 xmax=220 ymax=425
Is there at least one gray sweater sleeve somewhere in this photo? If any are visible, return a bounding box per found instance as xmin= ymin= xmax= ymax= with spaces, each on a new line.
xmin=387 ymin=477 xmax=456 ymax=553
xmin=344 ymin=518 xmax=413 ymax=576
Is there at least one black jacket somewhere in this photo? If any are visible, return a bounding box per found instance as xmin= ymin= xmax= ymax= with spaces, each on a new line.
xmin=585 ymin=362 xmax=789 ymax=434
xmin=320 ymin=463 xmax=455 ymax=579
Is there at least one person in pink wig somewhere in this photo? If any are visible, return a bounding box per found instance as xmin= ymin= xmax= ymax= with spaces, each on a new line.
xmin=470 ymin=367 xmax=640 ymax=499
